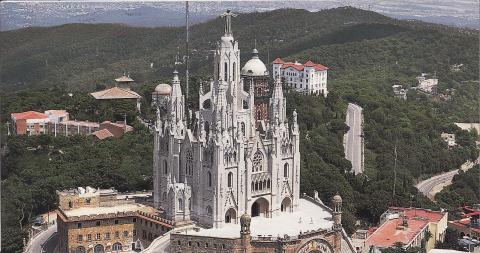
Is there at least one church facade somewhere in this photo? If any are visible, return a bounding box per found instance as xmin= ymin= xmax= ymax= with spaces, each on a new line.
xmin=152 ymin=10 xmax=301 ymax=228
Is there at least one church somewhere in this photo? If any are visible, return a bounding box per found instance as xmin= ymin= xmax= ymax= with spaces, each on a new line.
xmin=152 ymin=10 xmax=300 ymax=228
xmin=149 ymin=10 xmax=355 ymax=253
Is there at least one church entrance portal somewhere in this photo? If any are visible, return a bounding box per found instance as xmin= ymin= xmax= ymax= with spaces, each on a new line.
xmin=225 ymin=208 xmax=237 ymax=223
xmin=251 ymin=197 xmax=269 ymax=217
xmin=281 ymin=197 xmax=292 ymax=212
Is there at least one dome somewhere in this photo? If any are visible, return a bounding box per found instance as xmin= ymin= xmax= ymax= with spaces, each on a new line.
xmin=332 ymin=193 xmax=342 ymax=203
xmin=240 ymin=213 xmax=251 ymax=224
xmin=154 ymin=83 xmax=172 ymax=95
xmin=241 ymin=49 xmax=268 ymax=77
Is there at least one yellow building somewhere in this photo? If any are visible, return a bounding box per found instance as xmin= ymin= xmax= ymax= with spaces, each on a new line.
xmin=56 ymin=187 xmax=173 ymax=253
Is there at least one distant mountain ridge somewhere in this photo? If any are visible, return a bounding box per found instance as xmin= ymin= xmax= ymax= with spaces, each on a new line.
xmin=0 ymin=7 xmax=477 ymax=92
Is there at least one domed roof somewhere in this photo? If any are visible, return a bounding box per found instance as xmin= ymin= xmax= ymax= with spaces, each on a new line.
xmin=240 ymin=213 xmax=251 ymax=224
xmin=332 ymin=193 xmax=342 ymax=203
xmin=241 ymin=48 xmax=268 ymax=77
xmin=154 ymin=83 xmax=172 ymax=95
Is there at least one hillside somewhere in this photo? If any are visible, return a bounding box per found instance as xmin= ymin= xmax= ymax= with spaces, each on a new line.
xmin=0 ymin=7 xmax=405 ymax=91
xmin=1 ymin=7 xmax=479 ymax=253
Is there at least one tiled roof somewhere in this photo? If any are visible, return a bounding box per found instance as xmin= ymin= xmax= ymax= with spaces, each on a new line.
xmin=272 ymin=58 xmax=285 ymax=64
xmin=366 ymin=207 xmax=446 ymax=248
xmin=11 ymin=111 xmax=48 ymax=120
xmin=92 ymin=129 xmax=114 ymax=140
xmin=279 ymin=60 xmax=329 ymax=72
xmin=115 ymin=75 xmax=134 ymax=82
xmin=90 ymin=87 xmax=141 ymax=100
xmin=449 ymin=219 xmax=480 ymax=233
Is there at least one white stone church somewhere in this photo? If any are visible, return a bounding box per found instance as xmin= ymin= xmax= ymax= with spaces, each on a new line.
xmin=152 ymin=10 xmax=301 ymax=229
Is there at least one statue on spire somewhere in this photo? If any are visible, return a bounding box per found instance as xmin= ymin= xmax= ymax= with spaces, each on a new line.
xmin=221 ymin=10 xmax=237 ymax=36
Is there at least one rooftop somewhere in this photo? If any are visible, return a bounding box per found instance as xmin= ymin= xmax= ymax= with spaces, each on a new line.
xmin=90 ymin=87 xmax=141 ymax=100
xmin=449 ymin=218 xmax=480 ymax=233
xmin=60 ymin=120 xmax=99 ymax=127
xmin=366 ymin=207 xmax=446 ymax=248
xmin=115 ymin=75 xmax=134 ymax=82
xmin=184 ymin=198 xmax=333 ymax=239
xmin=11 ymin=111 xmax=48 ymax=120
xmin=44 ymin=110 xmax=69 ymax=116
xmin=63 ymin=203 xmax=157 ymax=218
xmin=279 ymin=59 xmax=329 ymax=72
xmin=92 ymin=129 xmax=114 ymax=140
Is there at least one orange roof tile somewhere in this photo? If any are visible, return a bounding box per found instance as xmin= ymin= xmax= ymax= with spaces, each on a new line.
xmin=273 ymin=58 xmax=285 ymax=64
xmin=92 ymin=129 xmax=114 ymax=140
xmin=366 ymin=207 xmax=446 ymax=248
xmin=11 ymin=111 xmax=48 ymax=120
xmin=90 ymin=87 xmax=141 ymax=100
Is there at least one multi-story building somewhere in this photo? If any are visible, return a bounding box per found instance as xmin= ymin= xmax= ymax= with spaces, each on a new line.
xmin=364 ymin=207 xmax=448 ymax=253
xmin=11 ymin=111 xmax=50 ymax=135
xmin=272 ymin=58 xmax=328 ymax=97
xmin=45 ymin=110 xmax=70 ymax=123
xmin=56 ymin=186 xmax=173 ymax=253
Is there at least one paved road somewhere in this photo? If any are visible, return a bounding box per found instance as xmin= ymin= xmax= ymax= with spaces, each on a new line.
xmin=25 ymin=225 xmax=56 ymax=253
xmin=416 ymin=158 xmax=479 ymax=200
xmin=344 ymin=103 xmax=364 ymax=174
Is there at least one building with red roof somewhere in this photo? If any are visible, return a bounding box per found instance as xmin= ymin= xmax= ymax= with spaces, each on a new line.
xmin=362 ymin=207 xmax=447 ymax=253
xmin=11 ymin=111 xmax=50 ymax=135
xmin=448 ymin=205 xmax=480 ymax=240
xmin=272 ymin=58 xmax=329 ymax=97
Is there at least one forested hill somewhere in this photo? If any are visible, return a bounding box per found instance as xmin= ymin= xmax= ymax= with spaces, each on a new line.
xmin=1 ymin=7 xmax=477 ymax=92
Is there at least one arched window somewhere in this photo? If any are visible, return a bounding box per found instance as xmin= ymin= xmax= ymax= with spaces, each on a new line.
xmin=224 ymin=62 xmax=228 ymax=81
xmin=267 ymin=179 xmax=271 ymax=188
xmin=178 ymin=198 xmax=183 ymax=211
xmin=112 ymin=243 xmax=122 ymax=252
xmin=186 ymin=149 xmax=193 ymax=175
xmin=253 ymin=151 xmax=263 ymax=172
xmin=241 ymin=122 xmax=245 ymax=136
xmin=76 ymin=246 xmax=86 ymax=253
xmin=217 ymin=63 xmax=220 ymax=80
xmin=228 ymin=172 xmax=233 ymax=188
xmin=207 ymin=171 xmax=212 ymax=187
xmin=233 ymin=62 xmax=236 ymax=81
xmin=206 ymin=205 xmax=212 ymax=216
xmin=68 ymin=201 xmax=73 ymax=208
xmin=251 ymin=182 xmax=254 ymax=191
xmin=284 ymin=163 xmax=289 ymax=177
xmin=164 ymin=160 xmax=168 ymax=175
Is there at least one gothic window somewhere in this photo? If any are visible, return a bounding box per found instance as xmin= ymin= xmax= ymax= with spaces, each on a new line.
xmin=224 ymin=62 xmax=228 ymax=81
xmin=284 ymin=163 xmax=289 ymax=177
xmin=206 ymin=206 xmax=212 ymax=216
xmin=178 ymin=198 xmax=183 ymax=211
xmin=255 ymin=181 xmax=258 ymax=191
xmin=228 ymin=172 xmax=233 ymax=188
xmin=162 ymin=192 xmax=167 ymax=201
xmin=233 ymin=62 xmax=236 ymax=81
xmin=241 ymin=123 xmax=246 ymax=136
xmin=217 ymin=63 xmax=220 ymax=80
xmin=253 ymin=151 xmax=263 ymax=172
xmin=263 ymin=180 xmax=267 ymax=189
xmin=251 ymin=182 xmax=254 ymax=191
xmin=186 ymin=149 xmax=193 ymax=175
xmin=267 ymin=179 xmax=271 ymax=188
xmin=207 ymin=171 xmax=212 ymax=187
xmin=164 ymin=160 xmax=168 ymax=175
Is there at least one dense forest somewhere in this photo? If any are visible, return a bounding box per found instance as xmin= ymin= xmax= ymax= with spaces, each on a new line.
xmin=1 ymin=7 xmax=479 ymax=253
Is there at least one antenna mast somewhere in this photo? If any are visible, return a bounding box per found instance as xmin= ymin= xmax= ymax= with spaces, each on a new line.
xmin=185 ymin=1 xmax=190 ymax=102
xmin=393 ymin=144 xmax=398 ymax=198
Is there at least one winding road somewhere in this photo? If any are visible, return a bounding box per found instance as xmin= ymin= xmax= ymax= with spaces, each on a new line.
xmin=416 ymin=158 xmax=479 ymax=200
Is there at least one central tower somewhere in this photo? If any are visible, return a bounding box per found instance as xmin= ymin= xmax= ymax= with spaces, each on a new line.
xmin=153 ymin=10 xmax=301 ymax=229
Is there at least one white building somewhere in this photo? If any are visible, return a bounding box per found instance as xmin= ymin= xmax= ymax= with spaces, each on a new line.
xmin=272 ymin=58 xmax=329 ymax=97
xmin=416 ymin=73 xmax=438 ymax=94
xmin=45 ymin=110 xmax=69 ymax=123
xmin=152 ymin=11 xmax=301 ymax=229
